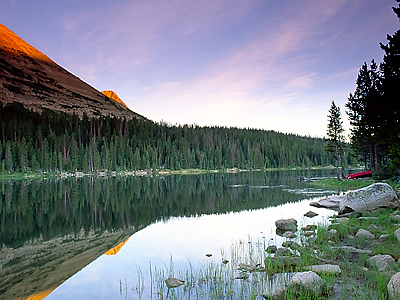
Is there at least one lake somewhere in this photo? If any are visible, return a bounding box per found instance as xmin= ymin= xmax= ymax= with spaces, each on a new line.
xmin=0 ymin=169 xmax=348 ymax=300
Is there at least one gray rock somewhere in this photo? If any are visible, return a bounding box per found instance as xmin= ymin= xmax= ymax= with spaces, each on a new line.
xmin=304 ymin=264 xmax=341 ymax=275
xmin=283 ymin=231 xmax=297 ymax=238
xmin=275 ymin=247 xmax=292 ymax=257
xmin=304 ymin=211 xmax=318 ymax=218
xmin=275 ymin=218 xmax=297 ymax=232
xmin=302 ymin=224 xmax=317 ymax=231
xmin=335 ymin=217 xmax=350 ymax=224
xmin=282 ymin=241 xmax=301 ymax=250
xmin=302 ymin=230 xmax=314 ymax=237
xmin=310 ymin=195 xmax=344 ymax=210
xmin=379 ymin=234 xmax=390 ymax=242
xmin=356 ymin=228 xmax=375 ymax=240
xmin=263 ymin=287 xmax=285 ymax=300
xmin=331 ymin=246 xmax=372 ymax=254
xmin=394 ymin=228 xmax=400 ymax=242
xmin=165 ymin=277 xmax=185 ymax=288
xmin=266 ymin=245 xmax=277 ymax=253
xmin=391 ymin=213 xmax=400 ymax=222
xmin=368 ymin=254 xmax=397 ymax=274
xmin=388 ymin=272 xmax=400 ymax=300
xmin=339 ymin=183 xmax=399 ymax=214
xmin=327 ymin=229 xmax=339 ymax=239
xmin=287 ymin=271 xmax=325 ymax=295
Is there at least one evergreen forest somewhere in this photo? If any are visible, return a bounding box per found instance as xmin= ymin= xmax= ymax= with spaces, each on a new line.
xmin=0 ymin=103 xmax=355 ymax=174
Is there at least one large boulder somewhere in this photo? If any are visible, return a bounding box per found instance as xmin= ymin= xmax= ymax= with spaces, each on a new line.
xmin=388 ymin=272 xmax=400 ymax=300
xmin=339 ymin=183 xmax=399 ymax=214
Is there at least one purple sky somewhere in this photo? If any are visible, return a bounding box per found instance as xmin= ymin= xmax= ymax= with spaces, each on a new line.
xmin=1 ymin=0 xmax=399 ymax=137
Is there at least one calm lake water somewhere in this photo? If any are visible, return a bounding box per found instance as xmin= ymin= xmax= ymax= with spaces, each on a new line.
xmin=0 ymin=169 xmax=349 ymax=300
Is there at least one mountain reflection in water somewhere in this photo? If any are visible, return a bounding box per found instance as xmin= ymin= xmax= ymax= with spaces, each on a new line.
xmin=0 ymin=170 xmax=343 ymax=300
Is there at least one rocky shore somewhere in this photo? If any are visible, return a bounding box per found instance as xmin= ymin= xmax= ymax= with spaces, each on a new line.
xmin=261 ymin=182 xmax=400 ymax=299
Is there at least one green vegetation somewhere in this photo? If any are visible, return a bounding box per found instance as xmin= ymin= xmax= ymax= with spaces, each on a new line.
xmin=138 ymin=207 xmax=400 ymax=299
xmin=0 ymin=103 xmax=356 ymax=175
xmin=310 ymin=177 xmax=399 ymax=190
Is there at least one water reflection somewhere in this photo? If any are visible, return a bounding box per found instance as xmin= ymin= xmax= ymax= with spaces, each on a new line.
xmin=0 ymin=170 xmax=343 ymax=299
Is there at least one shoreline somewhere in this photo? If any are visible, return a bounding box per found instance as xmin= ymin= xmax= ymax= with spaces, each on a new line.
xmin=0 ymin=165 xmax=345 ymax=180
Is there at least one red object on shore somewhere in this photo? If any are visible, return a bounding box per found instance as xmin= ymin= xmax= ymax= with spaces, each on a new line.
xmin=347 ymin=171 xmax=373 ymax=179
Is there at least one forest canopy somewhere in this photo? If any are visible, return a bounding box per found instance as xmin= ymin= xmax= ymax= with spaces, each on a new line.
xmin=0 ymin=103 xmax=355 ymax=174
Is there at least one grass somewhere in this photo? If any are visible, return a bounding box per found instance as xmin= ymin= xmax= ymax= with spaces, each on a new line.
xmin=313 ymin=176 xmax=399 ymax=189
xmin=122 ymin=206 xmax=399 ymax=299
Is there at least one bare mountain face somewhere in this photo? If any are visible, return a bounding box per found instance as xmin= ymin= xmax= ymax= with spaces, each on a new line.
xmin=0 ymin=24 xmax=144 ymax=120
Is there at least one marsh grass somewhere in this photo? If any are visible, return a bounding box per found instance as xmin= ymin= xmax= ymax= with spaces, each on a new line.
xmin=121 ymin=207 xmax=398 ymax=299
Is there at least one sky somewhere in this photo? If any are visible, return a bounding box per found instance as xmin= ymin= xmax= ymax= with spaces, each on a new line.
xmin=1 ymin=0 xmax=399 ymax=137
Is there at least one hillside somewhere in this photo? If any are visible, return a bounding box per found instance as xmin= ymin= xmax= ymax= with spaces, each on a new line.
xmin=0 ymin=24 xmax=143 ymax=120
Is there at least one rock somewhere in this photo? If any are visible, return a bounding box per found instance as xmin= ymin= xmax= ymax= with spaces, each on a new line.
xmin=282 ymin=231 xmax=297 ymax=238
xmin=263 ymin=287 xmax=285 ymax=300
xmin=310 ymin=195 xmax=344 ymax=210
xmin=339 ymin=183 xmax=399 ymax=214
xmin=275 ymin=247 xmax=292 ymax=257
xmin=275 ymin=218 xmax=297 ymax=232
xmin=302 ymin=224 xmax=317 ymax=231
xmin=394 ymin=228 xmax=400 ymax=242
xmin=304 ymin=211 xmax=318 ymax=218
xmin=282 ymin=241 xmax=301 ymax=250
xmin=238 ymin=263 xmax=255 ymax=272
xmin=358 ymin=217 xmax=379 ymax=221
xmin=368 ymin=254 xmax=397 ymax=274
xmin=388 ymin=272 xmax=400 ymax=300
xmin=356 ymin=228 xmax=375 ymax=240
xmin=287 ymin=271 xmax=325 ymax=295
xmin=379 ymin=234 xmax=390 ymax=241
xmin=335 ymin=217 xmax=350 ymax=224
xmin=327 ymin=229 xmax=339 ymax=239
xmin=304 ymin=264 xmax=341 ymax=275
xmin=165 ymin=277 xmax=185 ymax=288
xmin=302 ymin=230 xmax=314 ymax=237
xmin=331 ymin=246 xmax=372 ymax=254
xmin=266 ymin=245 xmax=277 ymax=253
xmin=368 ymin=224 xmax=380 ymax=230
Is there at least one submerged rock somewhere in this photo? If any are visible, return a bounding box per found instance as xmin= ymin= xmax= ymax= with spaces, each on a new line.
xmin=165 ymin=277 xmax=185 ymax=288
xmin=310 ymin=195 xmax=344 ymax=210
xmin=266 ymin=245 xmax=277 ymax=253
xmin=304 ymin=211 xmax=318 ymax=218
xmin=275 ymin=247 xmax=292 ymax=257
xmin=263 ymin=287 xmax=285 ymax=300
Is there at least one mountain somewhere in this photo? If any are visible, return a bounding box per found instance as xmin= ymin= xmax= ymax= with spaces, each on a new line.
xmin=0 ymin=24 xmax=144 ymax=120
xmin=101 ymin=90 xmax=129 ymax=108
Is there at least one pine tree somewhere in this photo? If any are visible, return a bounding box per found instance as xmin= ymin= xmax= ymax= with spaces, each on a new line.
xmin=326 ymin=101 xmax=345 ymax=180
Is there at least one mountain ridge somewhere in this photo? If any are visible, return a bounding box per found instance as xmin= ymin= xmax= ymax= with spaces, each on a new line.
xmin=0 ymin=24 xmax=144 ymax=120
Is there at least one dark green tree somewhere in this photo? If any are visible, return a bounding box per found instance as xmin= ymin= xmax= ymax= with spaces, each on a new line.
xmin=326 ymin=101 xmax=345 ymax=180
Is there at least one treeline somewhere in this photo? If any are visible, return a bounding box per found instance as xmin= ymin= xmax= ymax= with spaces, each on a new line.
xmin=0 ymin=103 xmax=355 ymax=174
